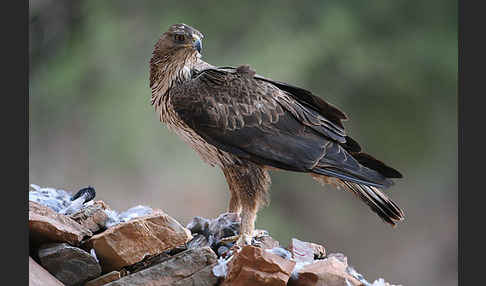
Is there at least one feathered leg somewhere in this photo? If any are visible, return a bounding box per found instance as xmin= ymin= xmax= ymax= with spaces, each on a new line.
xmin=222 ymin=162 xmax=271 ymax=245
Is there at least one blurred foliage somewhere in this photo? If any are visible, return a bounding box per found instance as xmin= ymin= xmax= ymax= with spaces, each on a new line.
xmin=29 ymin=1 xmax=457 ymax=285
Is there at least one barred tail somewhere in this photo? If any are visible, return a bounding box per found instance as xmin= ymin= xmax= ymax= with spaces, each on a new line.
xmin=341 ymin=180 xmax=404 ymax=226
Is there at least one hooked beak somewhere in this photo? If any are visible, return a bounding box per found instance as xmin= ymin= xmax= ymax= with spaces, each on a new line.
xmin=193 ymin=36 xmax=202 ymax=54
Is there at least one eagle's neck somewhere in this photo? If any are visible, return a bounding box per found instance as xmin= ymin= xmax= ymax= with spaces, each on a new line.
xmin=149 ymin=49 xmax=198 ymax=109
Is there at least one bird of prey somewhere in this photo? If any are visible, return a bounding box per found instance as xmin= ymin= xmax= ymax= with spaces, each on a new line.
xmin=149 ymin=23 xmax=404 ymax=244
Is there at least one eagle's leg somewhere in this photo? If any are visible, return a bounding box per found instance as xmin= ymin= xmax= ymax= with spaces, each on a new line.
xmin=239 ymin=198 xmax=259 ymax=245
xmin=227 ymin=186 xmax=241 ymax=214
xmin=222 ymin=162 xmax=271 ymax=246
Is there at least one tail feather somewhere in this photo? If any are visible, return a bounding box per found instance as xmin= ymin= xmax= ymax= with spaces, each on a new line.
xmin=312 ymin=167 xmax=393 ymax=189
xmin=341 ymin=180 xmax=404 ymax=225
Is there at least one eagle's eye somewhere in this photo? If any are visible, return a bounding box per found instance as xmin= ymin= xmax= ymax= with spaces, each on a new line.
xmin=174 ymin=34 xmax=185 ymax=43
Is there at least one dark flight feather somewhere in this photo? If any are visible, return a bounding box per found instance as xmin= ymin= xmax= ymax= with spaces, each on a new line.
xmin=171 ymin=67 xmax=395 ymax=189
xmin=340 ymin=180 xmax=404 ymax=225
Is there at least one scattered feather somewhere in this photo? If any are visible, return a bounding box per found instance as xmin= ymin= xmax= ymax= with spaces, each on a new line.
xmin=212 ymin=256 xmax=233 ymax=278
xmin=90 ymin=249 xmax=99 ymax=263
xmin=265 ymin=247 xmax=292 ymax=260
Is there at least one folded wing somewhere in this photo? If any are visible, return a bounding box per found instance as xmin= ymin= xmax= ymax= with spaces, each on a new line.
xmin=171 ymin=67 xmax=400 ymax=188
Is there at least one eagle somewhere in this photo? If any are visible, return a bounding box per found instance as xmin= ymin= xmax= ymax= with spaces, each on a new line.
xmin=149 ymin=23 xmax=404 ymax=244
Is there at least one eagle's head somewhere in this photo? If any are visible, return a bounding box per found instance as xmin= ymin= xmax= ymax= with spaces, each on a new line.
xmin=150 ymin=23 xmax=204 ymax=105
xmin=152 ymin=23 xmax=203 ymax=61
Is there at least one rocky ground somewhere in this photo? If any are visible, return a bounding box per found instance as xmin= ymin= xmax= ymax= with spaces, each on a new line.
xmin=29 ymin=185 xmax=402 ymax=286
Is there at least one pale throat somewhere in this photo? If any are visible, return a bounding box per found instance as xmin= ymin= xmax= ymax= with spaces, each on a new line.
xmin=169 ymin=52 xmax=200 ymax=86
xmin=150 ymin=49 xmax=200 ymax=108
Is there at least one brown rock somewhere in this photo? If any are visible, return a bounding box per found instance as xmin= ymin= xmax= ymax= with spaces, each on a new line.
xmin=222 ymin=245 xmax=296 ymax=286
xmin=85 ymin=271 xmax=123 ymax=286
xmin=29 ymin=201 xmax=92 ymax=246
xmin=105 ymin=247 xmax=218 ymax=286
xmin=38 ymin=243 xmax=102 ymax=286
xmin=290 ymin=256 xmax=362 ymax=286
xmin=29 ymin=256 xmax=64 ymax=286
xmin=69 ymin=201 xmax=109 ymax=233
xmin=84 ymin=210 xmax=192 ymax=272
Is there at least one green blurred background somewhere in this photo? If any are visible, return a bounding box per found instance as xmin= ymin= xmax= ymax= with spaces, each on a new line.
xmin=29 ymin=1 xmax=457 ymax=285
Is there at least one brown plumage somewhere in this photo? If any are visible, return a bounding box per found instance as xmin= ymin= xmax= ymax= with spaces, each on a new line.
xmin=149 ymin=23 xmax=404 ymax=243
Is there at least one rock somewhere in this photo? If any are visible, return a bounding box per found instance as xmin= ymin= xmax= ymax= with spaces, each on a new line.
xmin=105 ymin=247 xmax=218 ymax=286
xmin=217 ymin=245 xmax=231 ymax=257
xmin=265 ymin=247 xmax=292 ymax=260
xmin=289 ymin=256 xmax=363 ymax=286
xmin=125 ymin=252 xmax=171 ymax=273
xmin=289 ymin=238 xmax=326 ymax=261
xmin=187 ymin=234 xmax=211 ymax=249
xmin=187 ymin=212 xmax=241 ymax=249
xmin=38 ymin=243 xmax=101 ymax=286
xmin=222 ymin=245 xmax=296 ymax=286
xmin=289 ymin=238 xmax=315 ymax=263
xmin=69 ymin=201 xmax=109 ymax=233
xmin=29 ymin=201 xmax=92 ymax=246
xmin=253 ymin=235 xmax=280 ymax=250
xmin=207 ymin=212 xmax=240 ymax=242
xmin=186 ymin=216 xmax=210 ymax=235
xmin=310 ymin=242 xmax=326 ymax=260
xmin=172 ymin=264 xmax=219 ymax=286
xmin=85 ymin=271 xmax=123 ymax=286
xmin=29 ymin=256 xmax=64 ymax=286
xmin=84 ymin=210 xmax=192 ymax=272
xmin=328 ymin=253 xmax=347 ymax=264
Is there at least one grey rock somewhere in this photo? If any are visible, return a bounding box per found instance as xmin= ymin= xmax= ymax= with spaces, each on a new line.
xmin=187 ymin=212 xmax=241 ymax=253
xmin=187 ymin=234 xmax=210 ymax=249
xmin=207 ymin=212 xmax=240 ymax=244
xmin=29 ymin=256 xmax=64 ymax=286
xmin=186 ymin=216 xmax=210 ymax=235
xmin=85 ymin=271 xmax=123 ymax=286
xmin=38 ymin=243 xmax=101 ymax=286
xmin=69 ymin=201 xmax=109 ymax=233
xmin=172 ymin=264 xmax=218 ymax=286
xmin=105 ymin=246 xmax=218 ymax=286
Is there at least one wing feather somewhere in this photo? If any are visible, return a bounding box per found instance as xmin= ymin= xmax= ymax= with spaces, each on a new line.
xmin=171 ymin=67 xmax=394 ymax=187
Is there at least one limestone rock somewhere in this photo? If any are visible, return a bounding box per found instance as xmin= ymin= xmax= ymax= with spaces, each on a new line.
xmin=289 ymin=238 xmax=315 ymax=263
xmin=172 ymin=264 xmax=219 ymax=286
xmin=105 ymin=247 xmax=218 ymax=286
xmin=310 ymin=242 xmax=326 ymax=260
xmin=84 ymin=210 xmax=192 ymax=272
xmin=85 ymin=271 xmax=123 ymax=286
xmin=29 ymin=256 xmax=64 ymax=286
xmin=289 ymin=238 xmax=326 ymax=262
xmin=38 ymin=243 xmax=101 ymax=286
xmin=69 ymin=201 xmax=109 ymax=233
xmin=289 ymin=256 xmax=363 ymax=286
xmin=222 ymin=245 xmax=296 ymax=286
xmin=29 ymin=201 xmax=92 ymax=246
xmin=253 ymin=235 xmax=280 ymax=250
